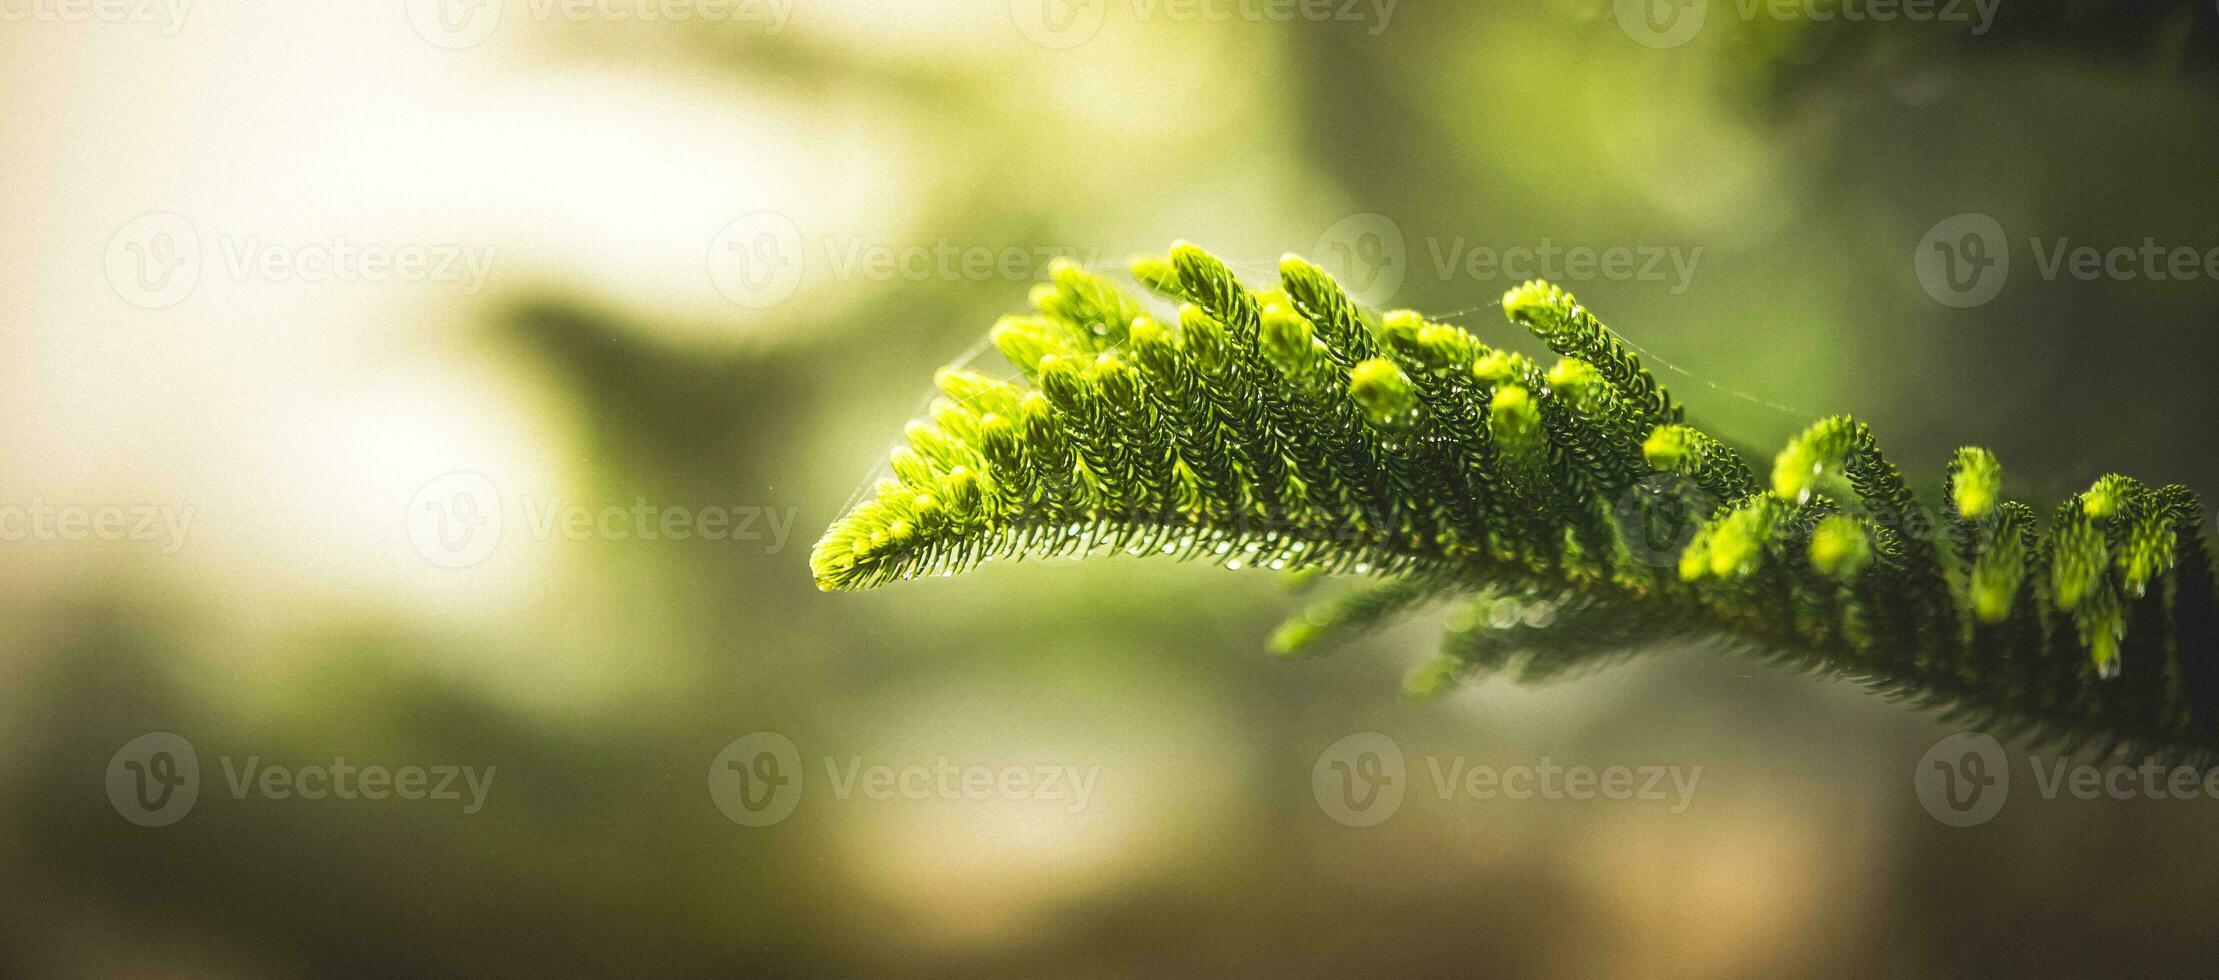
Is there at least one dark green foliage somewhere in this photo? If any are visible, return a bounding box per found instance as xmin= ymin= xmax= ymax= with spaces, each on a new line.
xmin=811 ymin=242 xmax=2219 ymax=762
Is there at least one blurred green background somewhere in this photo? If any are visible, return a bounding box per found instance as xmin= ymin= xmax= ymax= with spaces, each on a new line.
xmin=6 ymin=0 xmax=2219 ymax=975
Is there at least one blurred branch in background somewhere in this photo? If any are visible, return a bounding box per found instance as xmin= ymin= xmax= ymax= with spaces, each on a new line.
xmin=3 ymin=0 xmax=2219 ymax=976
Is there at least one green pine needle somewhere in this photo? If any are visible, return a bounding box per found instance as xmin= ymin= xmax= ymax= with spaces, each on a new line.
xmin=811 ymin=242 xmax=2219 ymax=762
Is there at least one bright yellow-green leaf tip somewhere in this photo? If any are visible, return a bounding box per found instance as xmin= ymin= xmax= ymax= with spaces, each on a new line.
xmin=1472 ymin=351 xmax=1526 ymax=386
xmin=1951 ymin=448 xmax=2002 ymax=518
xmin=1546 ymin=358 xmax=1598 ymax=391
xmin=2091 ymin=625 xmax=2122 ymax=680
xmin=942 ymin=467 xmax=981 ymax=517
xmin=1809 ymin=515 xmax=1870 ymax=579
xmin=1488 ymin=385 xmax=1542 ymax=453
xmin=1500 ymin=280 xmax=1555 ymax=324
xmin=1348 ymin=357 xmax=1414 ymax=423
xmin=1708 ymin=506 xmax=1773 ymax=578
xmin=1129 ymin=315 xmax=1170 ymax=348
xmin=1643 ymin=425 xmax=1692 ymax=471
xmin=1381 ymin=309 xmax=1425 ymax=340
xmin=1260 ymin=306 xmax=1315 ymax=370
xmin=1678 ymin=531 xmax=1711 ymax=582
xmin=1972 ymin=574 xmax=2014 ymax=622
xmin=888 ymin=446 xmax=931 ymax=486
xmin=1128 ymin=254 xmax=1175 ymax=290
xmin=1709 ymin=525 xmax=1760 ymax=578
xmin=1414 ymin=324 xmax=1477 ymax=370
xmin=2083 ymin=481 xmax=2125 ymax=519
xmin=1267 ymin=617 xmax=1321 ymax=657
xmin=1771 ymin=442 xmax=1825 ymax=503
xmin=911 ymin=492 xmax=942 ymax=523
xmin=2050 ymin=515 xmax=2107 ymax=611
xmin=1025 ymin=281 xmax=1058 ymax=311
xmin=1402 ymin=654 xmax=1461 ymax=700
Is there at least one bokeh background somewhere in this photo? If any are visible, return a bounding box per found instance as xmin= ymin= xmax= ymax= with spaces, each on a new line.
xmin=6 ymin=0 xmax=2219 ymax=975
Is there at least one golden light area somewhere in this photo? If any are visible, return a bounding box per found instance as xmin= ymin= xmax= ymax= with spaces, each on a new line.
xmin=0 ymin=2 xmax=911 ymax=621
xmin=822 ymin=669 xmax=1250 ymax=950
xmin=1567 ymin=791 xmax=1887 ymax=978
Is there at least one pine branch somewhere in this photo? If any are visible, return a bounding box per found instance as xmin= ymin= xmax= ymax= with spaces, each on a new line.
xmin=810 ymin=242 xmax=2219 ymax=763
